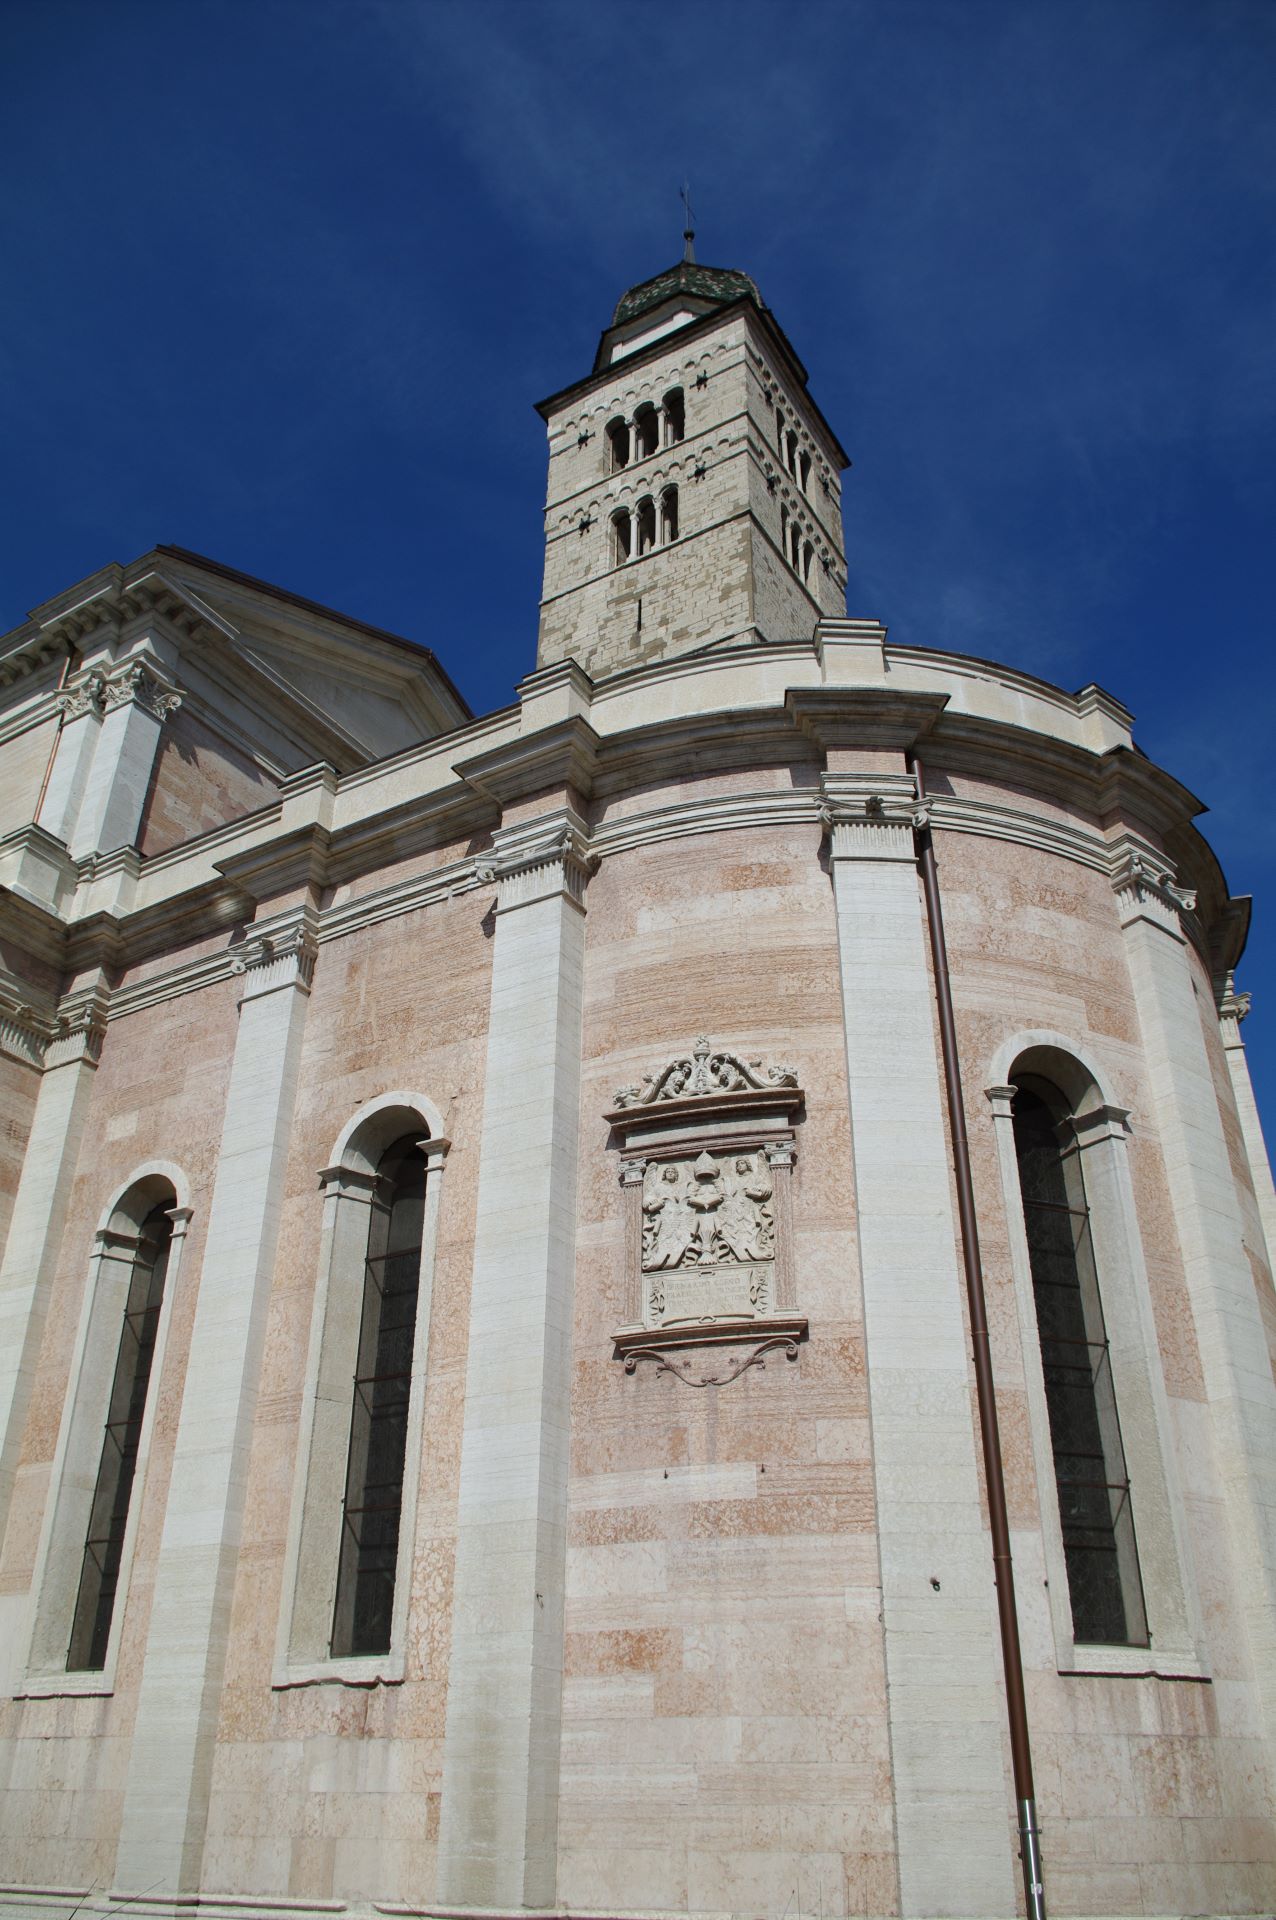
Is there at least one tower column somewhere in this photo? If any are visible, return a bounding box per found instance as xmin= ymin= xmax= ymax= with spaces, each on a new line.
xmin=436 ymin=808 xmax=588 ymax=1911
xmin=823 ymin=768 xmax=1016 ymax=1920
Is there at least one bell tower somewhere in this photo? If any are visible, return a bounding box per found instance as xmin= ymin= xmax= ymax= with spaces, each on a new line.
xmin=535 ymin=253 xmax=849 ymax=680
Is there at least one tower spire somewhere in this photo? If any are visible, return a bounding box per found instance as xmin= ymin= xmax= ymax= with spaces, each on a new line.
xmin=680 ymin=182 xmax=696 ymax=263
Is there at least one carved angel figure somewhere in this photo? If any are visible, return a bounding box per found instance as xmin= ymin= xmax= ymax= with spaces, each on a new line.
xmin=716 ymin=1153 xmax=775 ymax=1262
xmin=642 ymin=1163 xmax=697 ymax=1269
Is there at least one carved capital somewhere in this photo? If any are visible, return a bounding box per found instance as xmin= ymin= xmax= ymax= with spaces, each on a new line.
xmin=818 ymin=773 xmax=918 ymax=863
xmin=46 ymin=983 xmax=111 ymax=1068
xmin=1217 ymin=970 xmax=1251 ymax=1048
xmin=477 ymin=817 xmax=597 ymax=915
xmin=55 ymin=670 xmax=107 ymax=722
xmin=1111 ymin=847 xmax=1195 ymax=938
xmin=0 ymin=978 xmax=57 ymax=1068
xmin=102 ymin=661 xmax=184 ymax=721
xmin=230 ymin=911 xmax=319 ymax=1001
xmin=984 ymin=1084 xmax=1018 ymax=1123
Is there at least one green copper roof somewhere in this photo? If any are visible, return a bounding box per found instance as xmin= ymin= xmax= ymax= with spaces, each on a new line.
xmin=611 ymin=261 xmax=763 ymax=327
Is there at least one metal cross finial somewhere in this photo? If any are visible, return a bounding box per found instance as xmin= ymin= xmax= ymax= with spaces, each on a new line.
xmin=681 ymin=181 xmax=696 ymax=263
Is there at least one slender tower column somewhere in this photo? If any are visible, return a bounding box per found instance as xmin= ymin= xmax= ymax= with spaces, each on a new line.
xmin=1114 ymin=854 xmax=1276 ymax=1740
xmin=113 ymin=908 xmax=316 ymax=1897
xmin=823 ymin=770 xmax=1016 ymax=1920
xmin=436 ymin=809 xmax=589 ymax=1911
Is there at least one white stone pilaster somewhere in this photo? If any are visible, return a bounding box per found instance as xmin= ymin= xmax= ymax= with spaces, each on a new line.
xmin=70 ymin=663 xmax=181 ymax=859
xmin=37 ymin=673 xmax=107 ymax=846
xmin=435 ymin=812 xmax=589 ymax=1911
xmin=112 ymin=910 xmax=315 ymax=1898
xmin=1218 ymin=975 xmax=1276 ymax=1273
xmin=1114 ymin=856 xmax=1276 ymax=1741
xmin=824 ymin=777 xmax=1015 ymax=1919
xmin=0 ymin=986 xmax=107 ymax=1643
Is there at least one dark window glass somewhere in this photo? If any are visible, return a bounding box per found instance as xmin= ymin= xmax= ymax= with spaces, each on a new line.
xmin=662 ymin=388 xmax=685 ymax=446
xmin=1012 ymin=1082 xmax=1148 ymax=1646
xmin=606 ymin=417 xmax=630 ymax=471
xmin=67 ymin=1205 xmax=173 ymax=1671
xmin=331 ymin=1136 xmax=427 ymax=1658
xmin=633 ymin=404 xmax=659 ymax=459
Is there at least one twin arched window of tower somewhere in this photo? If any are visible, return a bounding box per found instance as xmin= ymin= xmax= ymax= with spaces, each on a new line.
xmin=1010 ymin=1076 xmax=1149 ymax=1647
xmin=611 ymin=487 xmax=679 ymax=566
xmin=779 ymin=507 xmax=814 ymax=584
xmin=775 ymin=405 xmax=811 ymax=493
xmin=606 ymin=390 xmax=685 ymax=472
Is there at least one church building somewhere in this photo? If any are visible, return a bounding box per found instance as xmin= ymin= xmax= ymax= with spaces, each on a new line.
xmin=0 ymin=254 xmax=1274 ymax=1920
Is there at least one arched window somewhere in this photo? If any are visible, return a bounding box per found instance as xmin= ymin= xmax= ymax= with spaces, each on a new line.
xmin=660 ymin=485 xmax=679 ymax=544
xmin=780 ymin=505 xmax=789 ymax=559
xmin=801 ymin=539 xmax=814 ymax=583
xmin=633 ymin=404 xmax=659 ymax=460
xmin=331 ymin=1136 xmax=427 ymax=1658
xmin=798 ymin=449 xmax=811 ymax=494
xmin=611 ymin=507 xmax=632 ymax=564
xmin=606 ymin=417 xmax=630 ymax=471
xmin=785 ymin=428 xmax=799 ymax=477
xmin=635 ymin=495 xmax=656 ymax=556
xmin=21 ymin=1170 xmax=189 ymax=1689
xmin=276 ymin=1098 xmax=447 ymax=1683
xmin=1011 ymin=1076 xmax=1148 ymax=1646
xmin=662 ymin=388 xmax=685 ymax=446
xmin=67 ymin=1202 xmax=175 ymax=1671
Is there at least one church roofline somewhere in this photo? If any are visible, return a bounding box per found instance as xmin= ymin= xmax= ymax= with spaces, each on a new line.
xmin=534 ymin=296 xmax=851 ymax=471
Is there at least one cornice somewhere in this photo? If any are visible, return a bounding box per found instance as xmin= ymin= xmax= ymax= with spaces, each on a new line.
xmin=453 ymin=715 xmax=601 ymax=807
xmin=785 ymin=686 xmax=949 ymax=751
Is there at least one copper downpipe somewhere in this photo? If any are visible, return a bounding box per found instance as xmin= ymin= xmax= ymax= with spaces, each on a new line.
xmin=33 ymin=643 xmax=78 ymax=824
xmin=907 ymin=750 xmax=1046 ymax=1920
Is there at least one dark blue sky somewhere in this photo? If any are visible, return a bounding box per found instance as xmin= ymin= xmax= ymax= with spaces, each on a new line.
xmin=4 ymin=1 xmax=1274 ymax=1131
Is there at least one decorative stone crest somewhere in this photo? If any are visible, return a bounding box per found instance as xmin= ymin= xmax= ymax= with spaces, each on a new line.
xmin=614 ymin=1034 xmax=796 ymax=1109
xmin=608 ymin=1037 xmax=806 ymax=1385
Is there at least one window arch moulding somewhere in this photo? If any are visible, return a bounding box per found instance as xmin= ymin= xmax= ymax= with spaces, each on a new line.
xmin=274 ymin=1093 xmax=448 ymax=1689
xmin=18 ymin=1164 xmax=193 ymax=1698
xmin=983 ymin=1034 xmax=1206 ymax=1680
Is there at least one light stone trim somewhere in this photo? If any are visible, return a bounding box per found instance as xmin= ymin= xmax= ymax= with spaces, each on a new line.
xmin=0 ymin=1033 xmax=104 ymax=1642
xmin=1217 ymin=975 xmax=1276 ymax=1273
xmin=827 ymin=787 xmax=1015 ymax=1918
xmin=113 ymin=921 xmax=314 ymax=1898
xmin=274 ymin=1116 xmax=449 ymax=1690
xmin=1118 ymin=892 xmax=1276 ymax=1754
xmin=45 ymin=788 xmax=1210 ymax=1032
xmin=984 ymin=1078 xmax=1206 ymax=1680
xmin=18 ymin=1198 xmax=193 ymax=1697
xmin=436 ymin=818 xmax=587 ymax=1910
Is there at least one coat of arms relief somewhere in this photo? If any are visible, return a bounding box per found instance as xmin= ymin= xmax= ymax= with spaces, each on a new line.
xmin=607 ymin=1039 xmax=806 ymax=1384
xmin=642 ymin=1149 xmax=775 ymax=1324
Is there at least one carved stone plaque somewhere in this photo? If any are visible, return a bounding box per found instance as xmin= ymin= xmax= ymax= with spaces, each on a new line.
xmin=642 ymin=1148 xmax=775 ymax=1327
xmin=608 ymin=1038 xmax=806 ymax=1382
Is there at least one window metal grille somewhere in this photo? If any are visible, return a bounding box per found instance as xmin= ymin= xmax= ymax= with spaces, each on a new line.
xmin=67 ymin=1206 xmax=173 ymax=1671
xmin=1012 ymin=1083 xmax=1148 ymax=1646
xmin=330 ymin=1138 xmax=426 ymax=1658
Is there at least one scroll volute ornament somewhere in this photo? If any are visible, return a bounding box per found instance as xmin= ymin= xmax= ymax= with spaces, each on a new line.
xmin=608 ymin=1038 xmax=806 ymax=1385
